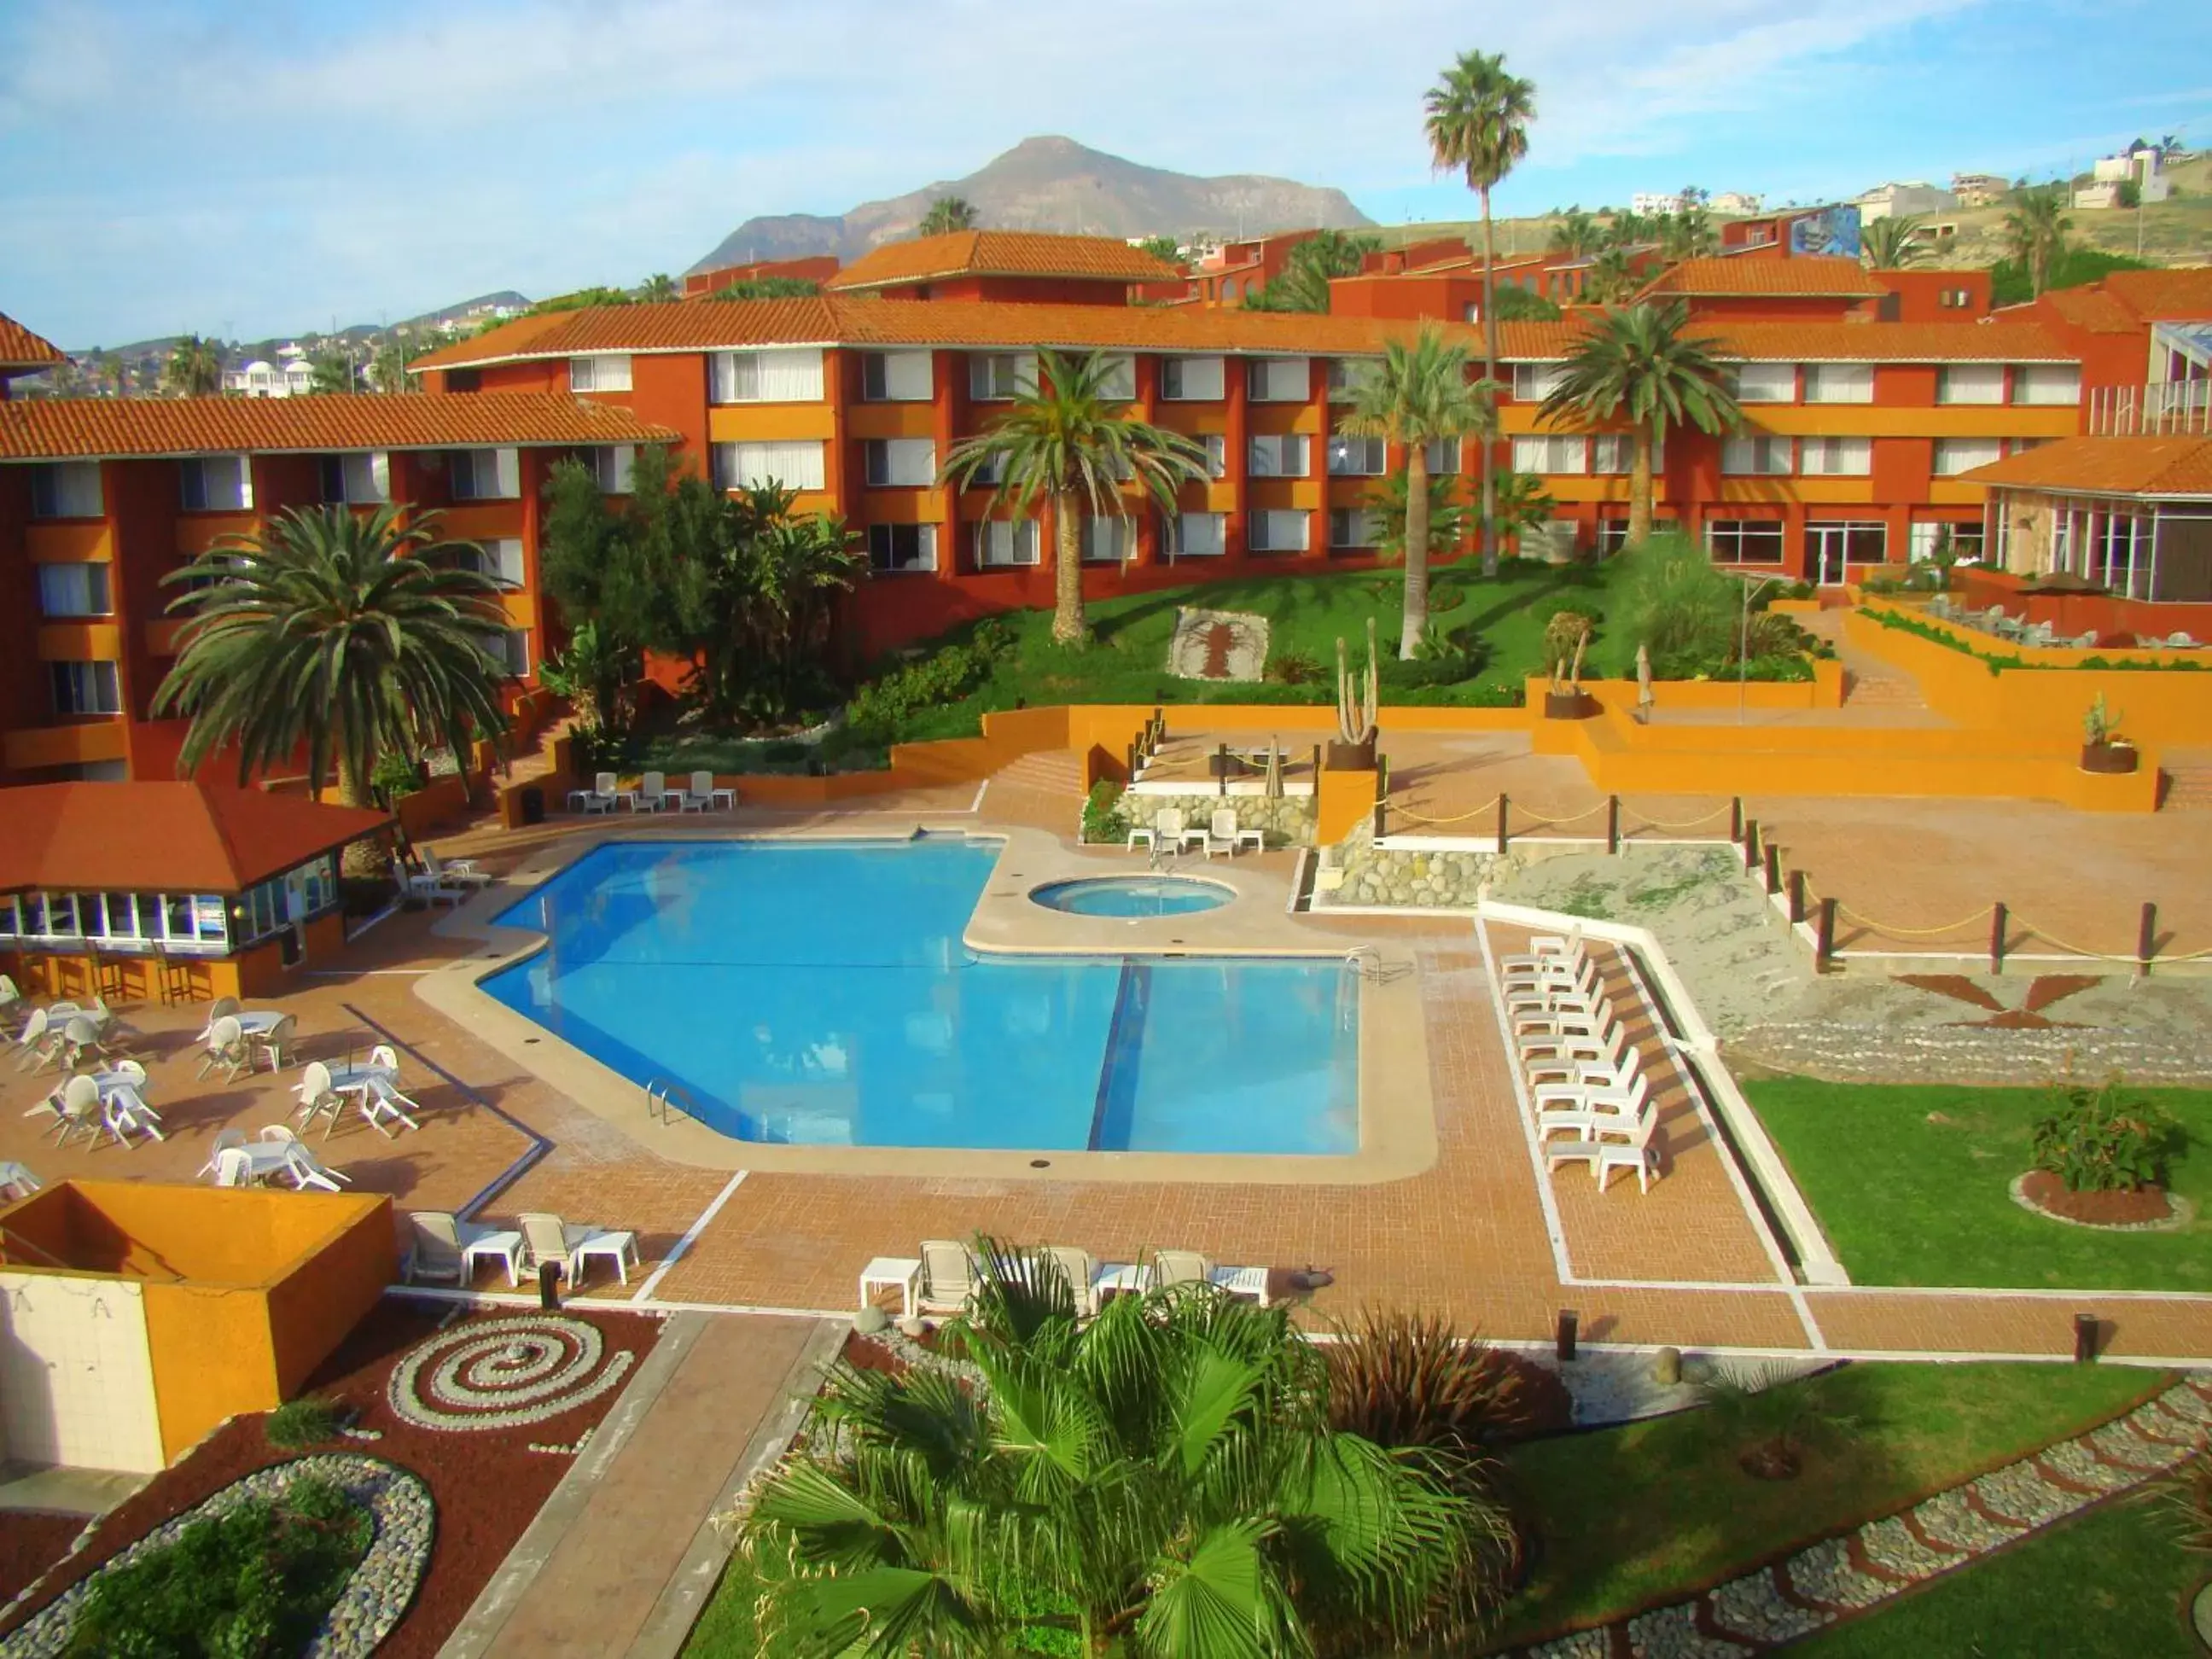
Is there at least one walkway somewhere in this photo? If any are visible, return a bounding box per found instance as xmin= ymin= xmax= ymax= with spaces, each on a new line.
xmin=440 ymin=1310 xmax=840 ymax=1659
xmin=1517 ymin=1371 xmax=2212 ymax=1656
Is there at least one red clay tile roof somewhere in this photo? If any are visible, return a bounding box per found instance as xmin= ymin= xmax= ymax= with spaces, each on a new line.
xmin=2097 ymin=268 xmax=2212 ymax=321
xmin=1638 ymin=257 xmax=1888 ymax=299
xmin=0 ymin=311 xmax=66 ymax=371
xmin=824 ymin=231 xmax=1182 ymax=293
xmin=1959 ymin=434 xmax=2212 ymax=498
xmin=2037 ymin=285 xmax=2146 ymax=335
xmin=0 ymin=783 xmax=392 ymax=896
xmin=0 ymin=393 xmax=679 ymax=461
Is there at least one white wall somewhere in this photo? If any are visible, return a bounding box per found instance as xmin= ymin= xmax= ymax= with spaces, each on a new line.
xmin=0 ymin=1272 xmax=164 ymax=1473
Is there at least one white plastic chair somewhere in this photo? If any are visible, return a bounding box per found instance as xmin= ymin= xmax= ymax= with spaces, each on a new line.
xmin=195 ymin=998 xmax=242 ymax=1043
xmin=1202 ymin=807 xmax=1260 ymax=858
xmin=918 ymin=1238 xmax=978 ymax=1314
xmin=637 ymin=771 xmax=672 ymax=813
xmin=1041 ymin=1245 xmax=1103 ymax=1317
xmin=1547 ymin=1105 xmax=1662 ymax=1193
xmin=423 ymin=847 xmax=492 ymax=888
xmin=49 ymin=1075 xmax=104 ymax=1150
xmin=1523 ymin=1025 xmax=1635 ymax=1091
xmin=11 ymin=1008 xmax=54 ymax=1073
xmin=196 ymin=1127 xmax=246 ymax=1179
xmin=1502 ymin=927 xmax=1584 ymax=977
xmin=520 ymin=1211 xmax=639 ymax=1287
xmin=293 ymin=1062 xmax=346 ymax=1138
xmin=1150 ymin=1248 xmax=1270 ymax=1306
xmin=1537 ymin=1073 xmax=1653 ymax=1144
xmin=103 ymin=1084 xmax=165 ymax=1147
xmin=198 ymin=1016 xmax=250 ymax=1082
xmin=578 ymin=771 xmax=622 ymax=815
xmin=359 ymin=1075 xmax=421 ymax=1136
xmin=212 ymin=1146 xmax=259 ymax=1188
xmin=689 ymin=771 xmax=733 ymax=812
xmin=247 ymin=1013 xmax=296 ymax=1073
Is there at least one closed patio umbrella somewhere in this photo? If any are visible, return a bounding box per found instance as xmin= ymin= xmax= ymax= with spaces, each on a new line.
xmin=1635 ymin=643 xmax=1655 ymax=723
xmin=1264 ymin=740 xmax=1284 ymax=799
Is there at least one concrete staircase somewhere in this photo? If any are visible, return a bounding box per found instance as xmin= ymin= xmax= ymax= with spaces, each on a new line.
xmin=1841 ymin=660 xmax=1927 ymax=710
xmin=2159 ymin=765 xmax=2212 ymax=811
xmin=991 ymin=749 xmax=1087 ymax=800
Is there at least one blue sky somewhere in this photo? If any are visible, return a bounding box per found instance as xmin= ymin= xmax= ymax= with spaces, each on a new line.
xmin=2 ymin=0 xmax=2206 ymax=348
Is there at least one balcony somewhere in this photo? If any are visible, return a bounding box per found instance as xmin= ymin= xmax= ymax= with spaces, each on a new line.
xmin=2087 ymin=381 xmax=2212 ymax=437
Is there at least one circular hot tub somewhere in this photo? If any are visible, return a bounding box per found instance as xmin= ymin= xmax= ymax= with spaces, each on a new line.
xmin=1030 ymin=876 xmax=1234 ymax=917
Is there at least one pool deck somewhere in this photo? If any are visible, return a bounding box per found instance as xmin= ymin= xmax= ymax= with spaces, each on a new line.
xmin=1 ymin=756 xmax=2208 ymax=1371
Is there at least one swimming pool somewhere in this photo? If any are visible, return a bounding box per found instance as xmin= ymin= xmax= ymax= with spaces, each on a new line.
xmin=484 ymin=840 xmax=1358 ymax=1155
xmin=1030 ymin=876 xmax=1232 ymax=917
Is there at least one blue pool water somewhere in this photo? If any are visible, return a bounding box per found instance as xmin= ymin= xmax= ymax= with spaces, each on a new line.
xmin=484 ymin=840 xmax=1358 ymax=1154
xmin=1030 ymin=876 xmax=1231 ymax=917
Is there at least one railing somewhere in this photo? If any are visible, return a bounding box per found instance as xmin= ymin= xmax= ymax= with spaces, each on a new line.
xmin=644 ymin=1078 xmax=700 ymax=1127
xmin=2087 ymin=381 xmax=2212 ymax=436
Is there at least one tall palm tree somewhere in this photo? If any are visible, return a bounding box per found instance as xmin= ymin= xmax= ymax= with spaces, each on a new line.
xmin=1537 ymin=300 xmax=1740 ymax=546
xmin=2003 ymin=186 xmax=2072 ymax=297
xmin=154 ymin=505 xmax=511 ymax=844
xmin=1337 ymin=325 xmax=1494 ymax=657
xmin=941 ymin=347 xmax=1210 ymax=644
xmin=1423 ymin=49 xmax=1537 ymax=577
xmin=1861 ymin=214 xmax=1924 ymax=270
xmin=1582 ymin=247 xmax=1640 ymax=304
xmin=740 ymin=1248 xmax=1510 ymax=1657
xmin=917 ymin=195 xmax=978 ymax=236
xmin=1547 ymin=207 xmax=1602 ymax=259
xmin=636 ymin=272 xmax=678 ymax=302
xmin=163 ymin=335 xmax=223 ymax=398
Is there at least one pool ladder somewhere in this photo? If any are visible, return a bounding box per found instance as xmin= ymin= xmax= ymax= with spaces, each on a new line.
xmin=644 ymin=1078 xmax=700 ymax=1127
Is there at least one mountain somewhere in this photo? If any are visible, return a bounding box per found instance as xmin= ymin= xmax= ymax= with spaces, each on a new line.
xmin=690 ymin=136 xmax=1372 ymax=272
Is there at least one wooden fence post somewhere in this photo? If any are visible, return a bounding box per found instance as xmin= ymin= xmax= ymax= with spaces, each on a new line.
xmin=1309 ymin=743 xmax=1321 ymax=789
xmin=1788 ymin=869 xmax=1807 ymax=925
xmin=1606 ymin=795 xmax=1621 ymax=856
xmin=1126 ymin=741 xmax=1138 ymax=782
xmin=1216 ymin=742 xmax=1229 ymax=798
xmin=1989 ymin=902 xmax=2007 ymax=975
xmin=1742 ymin=818 xmax=1760 ymax=873
xmin=1764 ymin=842 xmax=1781 ymax=896
xmin=1817 ymin=896 xmax=1837 ymax=972
xmin=1373 ymin=756 xmax=1389 ymax=841
xmin=2138 ymin=901 xmax=2157 ymax=977
xmin=1496 ymin=793 xmax=1511 ymax=853
xmin=1730 ymin=796 xmax=1743 ymax=842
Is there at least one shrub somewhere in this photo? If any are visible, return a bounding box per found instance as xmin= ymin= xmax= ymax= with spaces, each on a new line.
xmin=1540 ymin=608 xmax=1594 ymax=677
xmin=265 ymin=1396 xmax=345 ymax=1449
xmin=66 ymin=1477 xmax=370 ymax=1657
xmin=842 ymin=623 xmax=1010 ymax=743
xmin=1695 ymin=1363 xmax=1856 ymax=1481
xmin=1266 ymin=649 xmax=1324 ymax=685
xmin=763 ymin=740 xmax=808 ymax=763
xmin=1079 ymin=781 xmax=1129 ymax=844
xmin=368 ymin=748 xmax=423 ymax=808
xmin=1614 ymin=533 xmax=1743 ymax=677
xmin=2030 ymin=1080 xmax=2181 ymax=1192
xmin=1324 ymin=1309 xmax=1566 ymax=1457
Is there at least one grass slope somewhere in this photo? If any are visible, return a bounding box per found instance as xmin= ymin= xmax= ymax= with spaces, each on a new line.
xmin=1487 ymin=1360 xmax=2163 ymax=1647
xmin=1745 ymin=1080 xmax=2210 ymax=1292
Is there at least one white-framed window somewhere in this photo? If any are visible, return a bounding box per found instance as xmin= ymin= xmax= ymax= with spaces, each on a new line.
xmin=1247 ymin=357 xmax=1309 ymax=402
xmin=1511 ymin=364 xmax=1568 ymax=402
xmin=1249 ymin=509 xmax=1309 ymax=553
xmin=972 ymin=519 xmax=1040 ymax=568
xmin=1423 ymin=437 xmax=1460 ymax=475
xmin=49 ymin=660 xmax=121 ymax=716
xmin=480 ymin=628 xmax=530 ymax=677
xmin=860 ymin=350 xmax=933 ymax=401
xmin=1159 ymin=356 xmax=1225 ymax=401
xmin=1247 ymin=434 xmax=1310 ymax=477
xmin=1937 ymin=364 xmax=2005 ymax=405
xmin=321 ymin=452 xmax=390 ymax=504
xmin=1080 ymin=515 xmax=1135 ymax=563
xmin=1933 ymin=437 xmax=2004 ymax=477
xmin=1705 ymin=520 xmax=1787 ymax=563
xmin=1329 ymin=508 xmax=1380 ymax=550
xmin=1720 ymin=436 xmax=1794 ymax=475
xmin=711 ymin=347 xmax=824 ymax=404
xmin=1732 ymin=362 xmax=1798 ymax=403
xmin=568 ymin=354 xmax=632 ymax=393
xmin=863 ymin=439 xmax=935 ymax=487
xmin=867 ymin=522 xmax=937 ymax=573
xmin=178 ymin=455 xmax=252 ymax=512
xmin=1590 ymin=434 xmax=1664 ymax=474
xmin=1802 ymin=363 xmax=1874 ymax=405
xmin=968 ymin=352 xmax=1037 ymax=401
xmin=1798 ymin=436 xmax=1871 ymax=476
xmin=1909 ymin=521 xmax=1984 ymax=560
xmin=1328 ymin=358 xmax=1382 ymax=400
xmin=715 ymin=439 xmax=827 ymax=492
xmin=31 ymin=888 xmax=233 ymax=952
xmin=1326 ymin=434 xmax=1387 ymax=476
xmin=1095 ymin=353 xmax=1137 ymax=401
xmin=2012 ymin=364 xmax=2081 ymax=406
xmin=37 ymin=562 xmax=111 ymax=618
xmin=1511 ymin=434 xmax=1587 ymax=475
xmin=587 ymin=445 xmax=636 ymax=492
xmin=450 ymin=447 xmax=521 ymax=500
xmin=462 ymin=538 xmax=527 ymax=587
xmin=1172 ymin=511 xmax=1226 ymax=556
xmin=1810 ymin=521 xmax=1889 ymax=565
xmin=29 ymin=462 xmax=102 ymax=520
xmin=1201 ymin=434 xmax=1228 ymax=479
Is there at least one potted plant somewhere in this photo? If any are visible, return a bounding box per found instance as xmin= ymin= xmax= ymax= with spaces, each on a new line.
xmin=1542 ymin=610 xmax=1595 ymax=719
xmin=2081 ymin=694 xmax=2138 ymax=773
xmin=1326 ymin=618 xmax=1379 ymax=771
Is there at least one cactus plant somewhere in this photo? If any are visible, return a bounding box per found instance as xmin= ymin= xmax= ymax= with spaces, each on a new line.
xmin=1336 ymin=617 xmax=1379 ymax=748
xmin=2082 ymin=693 xmax=2124 ymax=747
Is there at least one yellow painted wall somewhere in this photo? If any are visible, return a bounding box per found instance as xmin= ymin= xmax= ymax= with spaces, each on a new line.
xmin=143 ymin=1283 xmax=279 ymax=1461
xmin=3 ymin=720 xmax=128 ymax=770
xmin=1317 ymin=764 xmax=1380 ymax=843
xmin=175 ymin=512 xmax=259 ymax=558
xmin=707 ymin=404 xmax=837 ymax=442
xmin=35 ymin=623 xmax=123 ymax=662
xmin=25 ymin=523 xmax=112 ymax=563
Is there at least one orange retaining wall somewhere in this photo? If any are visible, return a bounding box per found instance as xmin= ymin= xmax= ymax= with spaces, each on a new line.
xmin=1317 ymin=765 xmax=1381 ymax=844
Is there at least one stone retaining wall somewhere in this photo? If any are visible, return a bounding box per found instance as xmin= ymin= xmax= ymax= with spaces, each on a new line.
xmin=1121 ymin=792 xmax=1315 ymax=848
xmin=1313 ymin=824 xmax=1496 ymax=909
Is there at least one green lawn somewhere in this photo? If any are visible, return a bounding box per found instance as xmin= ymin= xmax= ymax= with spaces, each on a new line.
xmin=1792 ymin=1491 xmax=2207 ymax=1657
xmin=1486 ymin=1360 xmax=2166 ymax=1648
xmin=1745 ymin=1080 xmax=2211 ymax=1291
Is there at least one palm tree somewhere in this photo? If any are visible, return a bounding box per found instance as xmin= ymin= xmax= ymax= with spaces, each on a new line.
xmin=1582 ymin=247 xmax=1640 ymax=304
xmin=739 ymin=1248 xmax=1510 ymax=1656
xmin=306 ymin=348 xmax=358 ymax=394
xmin=917 ymin=195 xmax=978 ymax=236
xmin=941 ymin=347 xmax=1210 ymax=644
xmin=637 ymin=272 xmax=678 ymax=302
xmin=1537 ymin=300 xmax=1740 ymax=546
xmin=1861 ymin=214 xmax=1924 ymax=270
xmin=1337 ymin=325 xmax=1494 ymax=657
xmin=2003 ymin=186 xmax=2072 ymax=297
xmin=1547 ymin=208 xmax=1602 ymax=259
xmin=154 ymin=505 xmax=511 ymax=853
xmin=163 ymin=335 xmax=223 ymax=398
xmin=1423 ymin=49 xmax=1537 ymax=577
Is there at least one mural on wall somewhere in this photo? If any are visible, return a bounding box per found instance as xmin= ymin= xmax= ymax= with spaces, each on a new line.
xmin=1790 ymin=206 xmax=1863 ymax=259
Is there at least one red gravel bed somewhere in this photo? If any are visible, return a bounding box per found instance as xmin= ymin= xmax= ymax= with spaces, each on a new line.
xmin=2019 ymin=1170 xmax=2176 ymax=1226
xmin=0 ymin=1514 xmax=87 ymax=1610
xmin=0 ymin=1298 xmax=663 ymax=1656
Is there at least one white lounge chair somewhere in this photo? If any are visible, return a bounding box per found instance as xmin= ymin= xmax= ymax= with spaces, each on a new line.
xmin=637 ymin=771 xmax=674 ymax=813
xmin=423 ymin=847 xmax=492 ymax=888
xmin=403 ymin=1211 xmax=521 ymax=1285
xmin=1546 ymin=1105 xmax=1662 ymax=1193
xmin=1128 ymin=806 xmax=1179 ymax=853
xmin=573 ymin=771 xmax=624 ymax=815
xmin=1150 ymin=1249 xmax=1270 ymax=1306
xmin=917 ymin=1238 xmax=978 ymax=1314
xmin=1505 ymin=959 xmax=1603 ymax=1016
xmin=689 ymin=771 xmax=734 ymax=812
xmin=1202 ymin=807 xmax=1264 ymax=858
xmin=1503 ymin=946 xmax=1594 ymax=992
xmin=1501 ymin=927 xmax=1583 ymax=977
xmin=401 ymin=864 xmax=473 ymax=906
xmin=1040 ymin=1245 xmax=1103 ymax=1317
xmin=520 ymin=1211 xmax=640 ymax=1287
xmin=1524 ymin=1026 xmax=1636 ymax=1091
